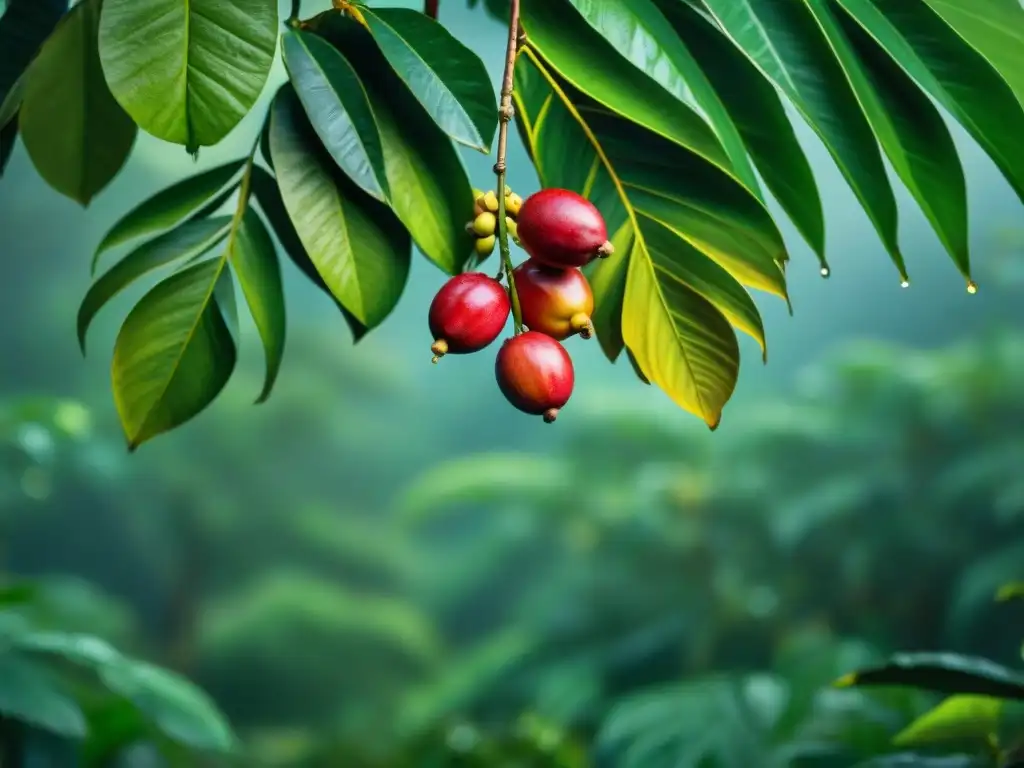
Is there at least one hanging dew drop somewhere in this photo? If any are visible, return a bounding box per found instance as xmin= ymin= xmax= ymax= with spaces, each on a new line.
xmin=820 ymin=266 xmax=831 ymax=278
xmin=966 ymin=280 xmax=978 ymax=294
xmin=900 ymin=280 xmax=910 ymax=288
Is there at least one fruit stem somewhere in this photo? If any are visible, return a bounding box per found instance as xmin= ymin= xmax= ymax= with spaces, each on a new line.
xmin=288 ymin=0 xmax=301 ymax=23
xmin=495 ymin=0 xmax=523 ymax=334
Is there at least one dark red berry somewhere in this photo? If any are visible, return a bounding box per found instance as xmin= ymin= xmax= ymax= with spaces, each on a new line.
xmin=429 ymin=273 xmax=510 ymax=362
xmin=513 ymin=259 xmax=594 ymax=341
xmin=516 ymin=188 xmax=613 ymax=269
xmin=494 ymin=331 xmax=574 ymax=423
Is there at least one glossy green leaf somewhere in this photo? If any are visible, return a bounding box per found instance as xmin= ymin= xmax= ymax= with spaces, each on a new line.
xmin=98 ymin=659 xmax=236 ymax=752
xmin=893 ymin=695 xmax=1002 ymax=746
xmin=557 ymin=0 xmax=761 ymax=193
xmin=227 ymin=206 xmax=285 ymax=403
xmin=320 ymin=17 xmax=474 ymax=276
xmin=804 ymin=0 xmax=969 ymax=279
xmin=919 ymin=0 xmax=1024 ymax=110
xmin=98 ymin=0 xmax=277 ymax=151
xmin=836 ymin=0 xmax=1024 ymax=207
xmin=361 ymin=7 xmax=497 ymax=152
xmin=701 ymin=0 xmax=906 ymax=278
xmin=0 ymin=117 xmax=15 ymax=176
xmin=837 ymin=653 xmax=1024 ymax=700
xmin=93 ymin=160 xmax=244 ymax=271
xmin=111 ymin=258 xmax=237 ymax=450
xmin=653 ymin=0 xmax=826 ymax=264
xmin=0 ymin=654 xmax=87 ymax=737
xmin=78 ymin=216 xmax=232 ymax=354
xmin=281 ymin=29 xmax=389 ymax=202
xmin=249 ymin=164 xmax=368 ymax=343
xmin=585 ymin=221 xmax=634 ymax=363
xmin=268 ymin=84 xmax=410 ymax=330
xmin=0 ymin=0 xmax=68 ymax=117
xmin=19 ymin=0 xmax=135 ymax=205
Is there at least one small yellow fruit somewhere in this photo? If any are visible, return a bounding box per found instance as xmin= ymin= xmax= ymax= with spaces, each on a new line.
xmin=475 ymin=234 xmax=496 ymax=257
xmin=505 ymin=216 xmax=518 ymax=241
xmin=472 ymin=188 xmax=486 ymax=216
xmin=504 ymin=185 xmax=512 ymax=196
xmin=482 ymin=190 xmax=499 ymax=213
xmin=473 ymin=211 xmax=497 ymax=237
xmin=505 ymin=193 xmax=522 ymax=217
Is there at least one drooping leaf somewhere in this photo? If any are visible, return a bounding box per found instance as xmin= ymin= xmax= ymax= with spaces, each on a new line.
xmin=268 ymin=84 xmax=410 ymax=330
xmin=652 ymin=0 xmax=826 ymax=263
xmin=701 ymin=0 xmax=906 ymax=278
xmin=803 ymin=0 xmax=970 ymax=279
xmin=78 ymin=217 xmax=232 ymax=354
xmin=318 ymin=16 xmax=474 ymax=275
xmin=361 ymin=7 xmax=497 ymax=152
xmin=0 ymin=0 xmax=68 ymax=116
xmin=0 ymin=116 xmax=15 ymax=176
xmin=111 ymin=258 xmax=237 ymax=450
xmin=836 ymin=0 xmax=1024 ymax=208
xmin=281 ymin=28 xmax=389 ymax=201
xmin=0 ymin=653 xmax=87 ymax=738
xmin=97 ymin=0 xmax=278 ymax=151
xmin=226 ymin=206 xmax=285 ymax=403
xmin=93 ymin=160 xmax=244 ymax=270
xmin=556 ymin=0 xmax=761 ymax=193
xmin=18 ymin=0 xmax=135 ymax=205
xmin=893 ymin=695 xmax=1002 ymax=747
xmin=837 ymin=653 xmax=1024 ymax=700
xmin=249 ymin=165 xmax=368 ymax=342
xmin=584 ymin=221 xmax=633 ymax=363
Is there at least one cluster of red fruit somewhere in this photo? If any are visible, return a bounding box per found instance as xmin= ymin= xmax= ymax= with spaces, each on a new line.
xmin=429 ymin=188 xmax=613 ymax=423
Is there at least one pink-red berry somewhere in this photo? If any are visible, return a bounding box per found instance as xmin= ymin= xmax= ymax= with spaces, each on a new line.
xmin=429 ymin=273 xmax=510 ymax=362
xmin=494 ymin=331 xmax=574 ymax=423
xmin=513 ymin=259 xmax=594 ymax=341
xmin=516 ymin=188 xmax=613 ymax=269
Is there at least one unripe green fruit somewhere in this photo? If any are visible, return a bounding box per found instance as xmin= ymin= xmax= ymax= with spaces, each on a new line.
xmin=473 ymin=211 xmax=497 ymax=237
xmin=475 ymin=234 xmax=496 ymax=257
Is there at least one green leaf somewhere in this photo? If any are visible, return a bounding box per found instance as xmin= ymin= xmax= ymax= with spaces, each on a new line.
xmin=111 ymin=258 xmax=237 ymax=450
xmin=268 ymin=83 xmax=410 ymax=330
xmin=93 ymin=160 xmax=244 ymax=271
xmin=853 ymin=756 xmax=983 ymax=767
xmin=918 ymin=0 xmax=1024 ymax=110
xmin=0 ymin=116 xmax=15 ymax=176
xmin=584 ymin=221 xmax=633 ymax=363
xmin=97 ymin=0 xmax=277 ymax=150
xmin=804 ymin=0 xmax=969 ymax=279
xmin=19 ymin=0 xmax=135 ymax=205
xmin=78 ymin=217 xmax=232 ymax=354
xmin=360 ymin=7 xmax=496 ymax=153
xmin=701 ymin=0 xmax=906 ymax=278
xmin=556 ymin=0 xmax=761 ymax=193
xmin=0 ymin=582 xmax=36 ymax=608
xmin=98 ymin=659 xmax=236 ymax=753
xmin=0 ymin=653 xmax=87 ymax=738
xmin=0 ymin=0 xmax=68 ymax=116
xmin=318 ymin=16 xmax=475 ymax=275
xmin=226 ymin=206 xmax=285 ymax=403
xmin=249 ymin=164 xmax=368 ymax=342
xmin=836 ymin=0 xmax=1024 ymax=209
xmin=997 ymin=583 xmax=1024 ymax=602
xmin=893 ymin=695 xmax=1002 ymax=747
xmin=652 ymin=0 xmax=826 ymax=264
xmin=281 ymin=29 xmax=389 ymax=202
xmin=836 ymin=653 xmax=1024 ymax=700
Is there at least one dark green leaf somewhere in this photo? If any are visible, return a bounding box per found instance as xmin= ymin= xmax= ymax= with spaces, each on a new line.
xmin=19 ymin=0 xmax=135 ymax=205
xmin=81 ymin=697 xmax=153 ymax=768
xmin=853 ymin=755 xmax=984 ymax=767
xmin=281 ymin=28 xmax=389 ymax=201
xmin=836 ymin=0 xmax=1024 ymax=209
xmin=249 ymin=165 xmax=368 ymax=342
xmin=837 ymin=653 xmax=1024 ymax=700
xmin=0 ymin=116 xmax=15 ymax=176
xmin=805 ymin=0 xmax=969 ymax=279
xmin=361 ymin=7 xmax=497 ymax=152
xmin=0 ymin=653 xmax=87 ymax=738
xmin=268 ymin=83 xmax=410 ymax=330
xmin=77 ymin=216 xmax=232 ymax=354
xmin=702 ymin=0 xmax=906 ymax=278
xmin=93 ymin=160 xmax=244 ymax=271
xmin=227 ymin=206 xmax=285 ymax=403
xmin=0 ymin=582 xmax=36 ymax=608
xmin=98 ymin=0 xmax=278 ymax=151
xmin=0 ymin=0 xmax=68 ymax=117
xmin=626 ymin=348 xmax=651 ymax=385
xmin=584 ymin=221 xmax=633 ymax=363
xmin=98 ymin=659 xmax=236 ymax=753
xmin=318 ymin=16 xmax=475 ymax=275
xmin=653 ymin=0 xmax=826 ymax=263
xmin=111 ymin=258 xmax=237 ymax=450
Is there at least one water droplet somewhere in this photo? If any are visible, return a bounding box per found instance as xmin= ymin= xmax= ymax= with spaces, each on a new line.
xmin=820 ymin=266 xmax=831 ymax=278
xmin=966 ymin=280 xmax=978 ymax=294
xmin=900 ymin=280 xmax=910 ymax=289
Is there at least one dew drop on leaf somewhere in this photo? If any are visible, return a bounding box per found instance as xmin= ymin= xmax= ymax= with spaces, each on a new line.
xmin=967 ymin=280 xmax=978 ymax=294
xmin=820 ymin=266 xmax=830 ymax=278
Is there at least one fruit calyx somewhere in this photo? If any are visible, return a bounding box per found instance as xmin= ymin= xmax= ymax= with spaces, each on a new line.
xmin=429 ymin=273 xmax=511 ymax=363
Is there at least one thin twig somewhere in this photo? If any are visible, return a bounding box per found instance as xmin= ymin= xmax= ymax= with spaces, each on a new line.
xmin=495 ymin=0 xmax=523 ymax=333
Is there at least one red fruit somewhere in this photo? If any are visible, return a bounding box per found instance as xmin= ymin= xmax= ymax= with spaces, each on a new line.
xmin=516 ymin=188 xmax=613 ymax=268
xmin=494 ymin=331 xmax=574 ymax=423
xmin=429 ymin=273 xmax=510 ymax=362
xmin=513 ymin=259 xmax=594 ymax=341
